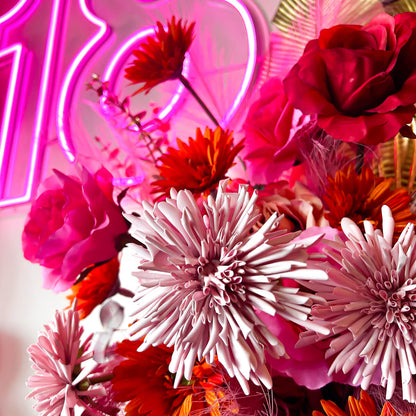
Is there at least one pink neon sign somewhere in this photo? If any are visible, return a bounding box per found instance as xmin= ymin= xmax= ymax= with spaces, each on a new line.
xmin=0 ymin=0 xmax=267 ymax=208
xmin=0 ymin=0 xmax=66 ymax=207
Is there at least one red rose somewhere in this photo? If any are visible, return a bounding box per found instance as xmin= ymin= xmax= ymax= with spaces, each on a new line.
xmin=283 ymin=12 xmax=416 ymax=145
xmin=22 ymin=167 xmax=128 ymax=292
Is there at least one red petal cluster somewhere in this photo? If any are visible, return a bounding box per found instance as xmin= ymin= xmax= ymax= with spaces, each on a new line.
xmin=125 ymin=16 xmax=195 ymax=94
xmin=152 ymin=126 xmax=243 ymax=197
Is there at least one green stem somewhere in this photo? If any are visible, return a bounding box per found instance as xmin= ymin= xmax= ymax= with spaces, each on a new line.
xmin=179 ymin=74 xmax=219 ymax=127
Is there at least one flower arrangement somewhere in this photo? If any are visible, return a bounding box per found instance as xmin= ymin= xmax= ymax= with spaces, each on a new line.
xmin=23 ymin=1 xmax=416 ymax=415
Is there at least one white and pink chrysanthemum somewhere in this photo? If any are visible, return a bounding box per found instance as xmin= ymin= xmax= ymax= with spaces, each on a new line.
xmin=27 ymin=304 xmax=105 ymax=416
xmin=302 ymin=205 xmax=416 ymax=403
xmin=123 ymin=182 xmax=328 ymax=393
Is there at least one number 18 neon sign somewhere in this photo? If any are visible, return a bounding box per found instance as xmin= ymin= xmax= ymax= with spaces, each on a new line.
xmin=0 ymin=0 xmax=259 ymax=208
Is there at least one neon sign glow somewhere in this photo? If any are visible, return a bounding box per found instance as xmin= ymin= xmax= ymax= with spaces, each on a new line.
xmin=0 ymin=0 xmax=263 ymax=208
xmin=57 ymin=0 xmax=110 ymax=162
xmin=0 ymin=0 xmax=66 ymax=207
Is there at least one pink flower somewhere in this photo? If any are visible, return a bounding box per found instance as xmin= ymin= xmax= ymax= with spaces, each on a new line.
xmin=243 ymin=77 xmax=309 ymax=183
xmin=256 ymin=181 xmax=329 ymax=232
xmin=260 ymin=313 xmax=333 ymax=390
xmin=284 ymin=12 xmax=416 ymax=145
xmin=303 ymin=206 xmax=416 ymax=403
xmin=27 ymin=305 xmax=105 ymax=416
xmin=123 ymin=181 xmax=328 ymax=394
xmin=22 ymin=167 xmax=128 ymax=292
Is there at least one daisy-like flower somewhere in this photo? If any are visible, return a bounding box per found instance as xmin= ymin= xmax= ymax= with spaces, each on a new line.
xmin=111 ymin=339 xmax=238 ymax=416
xmin=124 ymin=181 xmax=328 ymax=393
xmin=27 ymin=304 xmax=104 ymax=416
xmin=303 ymin=206 xmax=416 ymax=402
xmin=111 ymin=339 xmax=186 ymax=416
xmin=124 ymin=16 xmax=195 ymax=95
xmin=67 ymin=256 xmax=120 ymax=319
xmin=313 ymin=390 xmax=396 ymax=416
xmin=152 ymin=126 xmax=243 ymax=198
xmin=323 ymin=164 xmax=414 ymax=240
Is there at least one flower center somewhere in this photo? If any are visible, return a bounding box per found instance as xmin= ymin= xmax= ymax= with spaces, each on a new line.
xmin=196 ymin=252 xmax=246 ymax=307
xmin=366 ymin=274 xmax=416 ymax=342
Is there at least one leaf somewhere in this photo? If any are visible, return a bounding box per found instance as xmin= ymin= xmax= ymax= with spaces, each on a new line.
xmin=269 ymin=0 xmax=384 ymax=78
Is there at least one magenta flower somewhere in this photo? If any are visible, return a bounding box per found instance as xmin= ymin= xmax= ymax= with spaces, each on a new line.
xmin=304 ymin=206 xmax=416 ymax=403
xmin=22 ymin=166 xmax=128 ymax=292
xmin=243 ymin=76 xmax=309 ymax=183
xmin=123 ymin=181 xmax=328 ymax=393
xmin=27 ymin=305 xmax=105 ymax=416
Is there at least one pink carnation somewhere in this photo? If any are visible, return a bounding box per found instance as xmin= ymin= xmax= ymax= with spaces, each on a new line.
xmin=22 ymin=166 xmax=128 ymax=292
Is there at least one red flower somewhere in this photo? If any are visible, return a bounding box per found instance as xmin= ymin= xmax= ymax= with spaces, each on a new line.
xmin=313 ymin=390 xmax=396 ymax=416
xmin=125 ymin=16 xmax=195 ymax=94
xmin=323 ymin=163 xmax=415 ymax=239
xmin=152 ymin=126 xmax=243 ymax=197
xmin=110 ymin=340 xmax=238 ymax=416
xmin=67 ymin=256 xmax=119 ymax=319
xmin=284 ymin=12 xmax=416 ymax=145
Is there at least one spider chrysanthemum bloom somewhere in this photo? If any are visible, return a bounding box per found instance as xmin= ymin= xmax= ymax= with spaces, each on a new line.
xmin=27 ymin=305 xmax=103 ymax=416
xmin=124 ymin=16 xmax=195 ymax=94
xmin=323 ymin=164 xmax=414 ymax=240
xmin=152 ymin=126 xmax=244 ymax=198
xmin=303 ymin=206 xmax=416 ymax=403
xmin=124 ymin=182 xmax=328 ymax=393
xmin=313 ymin=390 xmax=396 ymax=416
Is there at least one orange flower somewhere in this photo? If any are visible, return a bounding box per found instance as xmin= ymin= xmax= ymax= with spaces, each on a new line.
xmin=67 ymin=256 xmax=119 ymax=319
xmin=323 ymin=164 xmax=415 ymax=239
xmin=111 ymin=339 xmax=239 ymax=416
xmin=152 ymin=126 xmax=243 ymax=197
xmin=125 ymin=16 xmax=195 ymax=94
xmin=313 ymin=390 xmax=396 ymax=416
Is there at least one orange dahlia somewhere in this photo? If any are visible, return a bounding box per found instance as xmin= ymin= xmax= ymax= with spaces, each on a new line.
xmin=152 ymin=126 xmax=243 ymax=197
xmin=111 ymin=339 xmax=236 ymax=416
xmin=67 ymin=256 xmax=119 ymax=319
xmin=323 ymin=164 xmax=414 ymax=239
xmin=125 ymin=16 xmax=195 ymax=95
xmin=313 ymin=390 xmax=396 ymax=416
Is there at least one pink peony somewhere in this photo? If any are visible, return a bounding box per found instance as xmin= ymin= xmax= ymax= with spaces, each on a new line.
xmin=22 ymin=166 xmax=128 ymax=292
xmin=243 ymin=77 xmax=309 ymax=183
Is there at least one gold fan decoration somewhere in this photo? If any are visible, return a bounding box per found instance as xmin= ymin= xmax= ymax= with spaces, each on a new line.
xmin=272 ymin=0 xmax=382 ymax=35
xmin=374 ymin=118 xmax=416 ymax=195
xmin=270 ymin=0 xmax=383 ymax=78
xmin=381 ymin=0 xmax=416 ymax=14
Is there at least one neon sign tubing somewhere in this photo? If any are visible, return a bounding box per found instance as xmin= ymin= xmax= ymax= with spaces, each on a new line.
xmin=0 ymin=0 xmax=63 ymax=207
xmin=56 ymin=0 xmax=111 ymax=163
